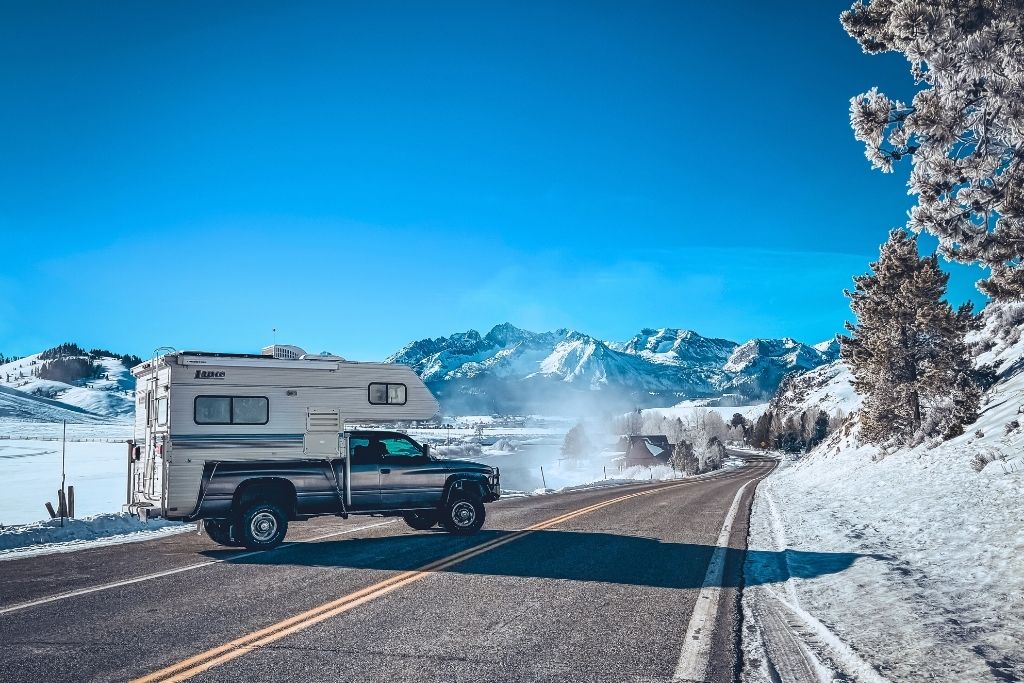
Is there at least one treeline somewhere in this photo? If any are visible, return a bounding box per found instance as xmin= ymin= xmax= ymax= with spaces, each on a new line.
xmin=34 ymin=357 xmax=103 ymax=384
xmin=750 ymin=407 xmax=847 ymax=453
xmin=38 ymin=342 xmax=141 ymax=368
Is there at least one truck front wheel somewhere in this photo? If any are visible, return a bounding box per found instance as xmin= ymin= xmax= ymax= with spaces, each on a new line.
xmin=237 ymin=502 xmax=288 ymax=550
xmin=441 ymin=496 xmax=485 ymax=535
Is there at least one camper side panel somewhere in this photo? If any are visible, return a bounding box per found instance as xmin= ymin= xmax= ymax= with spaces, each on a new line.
xmin=163 ymin=359 xmax=438 ymax=518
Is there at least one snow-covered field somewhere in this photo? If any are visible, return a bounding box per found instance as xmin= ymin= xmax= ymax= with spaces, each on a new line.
xmin=0 ymin=432 xmax=130 ymax=526
xmin=741 ymin=321 xmax=1024 ymax=682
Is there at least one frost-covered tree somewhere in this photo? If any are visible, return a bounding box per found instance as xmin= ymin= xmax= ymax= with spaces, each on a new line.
xmin=664 ymin=417 xmax=687 ymax=444
xmin=623 ymin=408 xmax=643 ymax=436
xmin=670 ymin=439 xmax=698 ymax=475
xmin=841 ymin=229 xmax=981 ymax=444
xmin=561 ymin=422 xmax=591 ymax=460
xmin=843 ymin=0 xmax=1024 ymax=299
xmin=700 ymin=437 xmax=727 ymax=472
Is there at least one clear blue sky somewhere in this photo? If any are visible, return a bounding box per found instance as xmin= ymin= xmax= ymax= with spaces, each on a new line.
xmin=0 ymin=1 xmax=985 ymax=361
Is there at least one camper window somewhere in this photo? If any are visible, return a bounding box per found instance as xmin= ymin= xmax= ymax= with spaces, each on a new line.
xmin=194 ymin=396 xmax=269 ymax=425
xmin=233 ymin=397 xmax=268 ymax=424
xmin=368 ymin=383 xmax=407 ymax=405
xmin=156 ymin=397 xmax=168 ymax=426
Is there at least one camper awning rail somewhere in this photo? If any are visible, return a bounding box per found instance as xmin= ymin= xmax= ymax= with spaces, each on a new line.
xmin=177 ymin=355 xmax=341 ymax=370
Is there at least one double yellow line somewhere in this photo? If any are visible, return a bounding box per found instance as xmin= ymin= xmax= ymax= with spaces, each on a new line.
xmin=132 ymin=478 xmax=711 ymax=683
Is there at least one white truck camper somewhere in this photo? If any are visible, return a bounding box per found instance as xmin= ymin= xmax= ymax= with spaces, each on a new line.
xmin=125 ymin=346 xmax=501 ymax=549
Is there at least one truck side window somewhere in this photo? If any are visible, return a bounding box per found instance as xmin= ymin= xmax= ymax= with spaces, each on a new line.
xmin=349 ymin=437 xmax=373 ymax=465
xmin=380 ymin=436 xmax=423 ymax=463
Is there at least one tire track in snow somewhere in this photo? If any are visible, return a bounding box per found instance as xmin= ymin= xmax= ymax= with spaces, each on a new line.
xmin=744 ymin=477 xmax=892 ymax=683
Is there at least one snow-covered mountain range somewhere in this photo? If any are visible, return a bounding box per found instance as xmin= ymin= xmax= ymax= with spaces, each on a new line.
xmin=387 ymin=324 xmax=839 ymax=414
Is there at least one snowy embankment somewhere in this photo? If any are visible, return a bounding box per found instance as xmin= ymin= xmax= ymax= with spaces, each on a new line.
xmin=741 ymin=317 xmax=1024 ymax=682
xmin=0 ymin=429 xmax=132 ymax=526
xmin=0 ymin=514 xmax=191 ymax=561
xmin=0 ymin=421 xmax=188 ymax=560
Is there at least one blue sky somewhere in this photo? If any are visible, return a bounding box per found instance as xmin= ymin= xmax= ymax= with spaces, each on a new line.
xmin=0 ymin=1 xmax=985 ymax=360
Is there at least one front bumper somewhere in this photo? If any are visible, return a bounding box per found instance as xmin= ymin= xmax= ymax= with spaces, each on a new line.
xmin=484 ymin=467 xmax=501 ymax=502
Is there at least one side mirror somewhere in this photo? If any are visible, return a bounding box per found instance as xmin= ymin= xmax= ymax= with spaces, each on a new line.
xmin=422 ymin=444 xmax=431 ymax=458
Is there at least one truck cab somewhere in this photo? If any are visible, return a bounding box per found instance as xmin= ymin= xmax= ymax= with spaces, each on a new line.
xmin=197 ymin=430 xmax=501 ymax=550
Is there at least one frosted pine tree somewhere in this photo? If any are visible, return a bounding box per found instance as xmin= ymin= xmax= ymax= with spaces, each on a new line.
xmin=670 ymin=439 xmax=698 ymax=475
xmin=842 ymin=0 xmax=1024 ymax=299
xmin=841 ymin=229 xmax=980 ymax=444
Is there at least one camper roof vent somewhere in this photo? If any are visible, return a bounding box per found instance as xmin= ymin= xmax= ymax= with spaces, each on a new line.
xmin=301 ymin=351 xmax=347 ymax=361
xmin=262 ymin=344 xmax=307 ymax=360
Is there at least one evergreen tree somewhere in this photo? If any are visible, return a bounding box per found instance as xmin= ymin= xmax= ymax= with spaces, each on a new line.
xmin=841 ymin=230 xmax=981 ymax=445
xmin=670 ymin=439 xmax=698 ymax=475
xmin=809 ymin=410 xmax=830 ymax=450
xmin=843 ymin=0 xmax=1024 ymax=299
xmin=561 ymin=422 xmax=590 ymax=460
xmin=751 ymin=411 xmax=773 ymax=450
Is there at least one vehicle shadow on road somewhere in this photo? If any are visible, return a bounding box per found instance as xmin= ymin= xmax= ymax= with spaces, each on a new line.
xmin=202 ymin=530 xmax=883 ymax=589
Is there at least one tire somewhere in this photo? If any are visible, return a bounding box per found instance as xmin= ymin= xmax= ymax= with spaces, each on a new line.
xmin=441 ymin=495 xmax=485 ymax=535
xmin=204 ymin=519 xmax=240 ymax=547
xmin=403 ymin=511 xmax=439 ymax=531
xmin=237 ymin=501 xmax=288 ymax=550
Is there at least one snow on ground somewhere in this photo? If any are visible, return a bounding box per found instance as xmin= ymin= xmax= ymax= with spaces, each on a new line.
xmin=0 ymin=514 xmax=191 ymax=561
xmin=741 ymin=320 xmax=1024 ymax=682
xmin=0 ymin=425 xmax=131 ymax=526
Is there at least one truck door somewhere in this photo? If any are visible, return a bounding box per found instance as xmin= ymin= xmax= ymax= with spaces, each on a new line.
xmin=346 ymin=436 xmax=382 ymax=510
xmin=378 ymin=434 xmax=447 ymax=509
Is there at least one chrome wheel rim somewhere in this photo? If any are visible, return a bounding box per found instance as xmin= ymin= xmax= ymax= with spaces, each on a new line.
xmin=451 ymin=501 xmax=476 ymax=527
xmin=250 ymin=511 xmax=278 ymax=542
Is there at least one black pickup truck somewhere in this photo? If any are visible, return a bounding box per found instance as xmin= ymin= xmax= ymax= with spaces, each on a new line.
xmin=194 ymin=430 xmax=500 ymax=550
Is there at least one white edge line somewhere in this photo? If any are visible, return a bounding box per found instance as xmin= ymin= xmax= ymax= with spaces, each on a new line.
xmin=674 ymin=478 xmax=757 ymax=681
xmin=0 ymin=520 xmax=396 ymax=617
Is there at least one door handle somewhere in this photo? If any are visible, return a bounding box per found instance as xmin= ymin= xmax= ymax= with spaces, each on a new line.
xmin=380 ymin=468 xmax=391 ymax=474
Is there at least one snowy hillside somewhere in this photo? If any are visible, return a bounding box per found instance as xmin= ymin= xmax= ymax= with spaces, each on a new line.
xmin=741 ymin=305 xmax=1024 ymax=681
xmin=388 ymin=323 xmax=835 ymax=414
xmin=0 ymin=346 xmax=137 ymax=423
xmin=767 ymin=359 xmax=861 ymax=423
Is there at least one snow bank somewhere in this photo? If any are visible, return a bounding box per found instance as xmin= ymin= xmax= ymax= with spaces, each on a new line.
xmin=0 ymin=513 xmax=191 ymax=561
xmin=742 ymin=318 xmax=1024 ymax=681
xmin=0 ymin=437 xmax=129 ymax=525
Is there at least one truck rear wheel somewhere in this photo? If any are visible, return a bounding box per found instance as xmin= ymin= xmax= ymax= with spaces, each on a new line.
xmin=441 ymin=496 xmax=485 ymax=535
xmin=237 ymin=502 xmax=288 ymax=550
xmin=204 ymin=519 xmax=240 ymax=547
xmin=403 ymin=511 xmax=438 ymax=530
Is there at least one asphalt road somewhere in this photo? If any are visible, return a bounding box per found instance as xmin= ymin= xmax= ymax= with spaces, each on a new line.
xmin=0 ymin=453 xmax=775 ymax=683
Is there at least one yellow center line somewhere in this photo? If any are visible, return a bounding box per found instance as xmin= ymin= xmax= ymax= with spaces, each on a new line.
xmin=132 ymin=466 xmax=770 ymax=683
